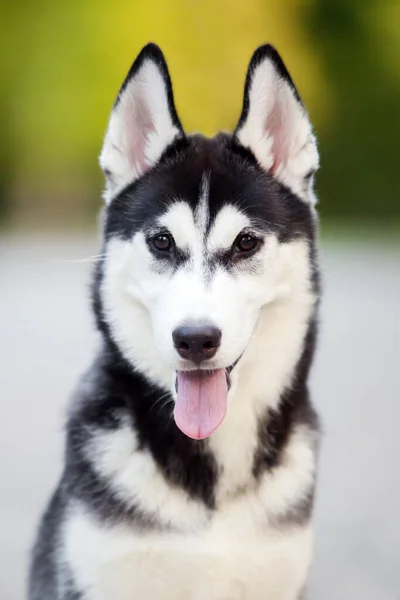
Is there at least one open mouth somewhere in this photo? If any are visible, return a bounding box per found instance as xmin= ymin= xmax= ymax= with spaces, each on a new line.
xmin=175 ymin=367 xmax=232 ymax=392
xmin=173 ymin=358 xmax=241 ymax=441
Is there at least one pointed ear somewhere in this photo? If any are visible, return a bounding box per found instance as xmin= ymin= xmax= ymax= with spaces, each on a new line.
xmin=99 ymin=43 xmax=184 ymax=203
xmin=234 ymin=45 xmax=319 ymax=204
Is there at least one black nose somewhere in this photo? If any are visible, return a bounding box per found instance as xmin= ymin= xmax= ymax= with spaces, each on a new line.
xmin=173 ymin=324 xmax=221 ymax=363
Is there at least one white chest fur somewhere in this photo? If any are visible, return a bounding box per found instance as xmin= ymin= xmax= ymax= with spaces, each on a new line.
xmin=64 ymin=501 xmax=312 ymax=600
xmin=64 ymin=417 xmax=315 ymax=600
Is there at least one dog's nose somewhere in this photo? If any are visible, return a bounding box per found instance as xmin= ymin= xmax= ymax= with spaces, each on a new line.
xmin=173 ymin=324 xmax=221 ymax=363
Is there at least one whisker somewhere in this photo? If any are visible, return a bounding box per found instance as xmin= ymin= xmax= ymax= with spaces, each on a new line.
xmin=150 ymin=391 xmax=173 ymax=414
xmin=48 ymin=254 xmax=107 ymax=264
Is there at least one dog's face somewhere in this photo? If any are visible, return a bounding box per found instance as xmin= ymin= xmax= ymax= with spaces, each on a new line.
xmin=97 ymin=44 xmax=319 ymax=439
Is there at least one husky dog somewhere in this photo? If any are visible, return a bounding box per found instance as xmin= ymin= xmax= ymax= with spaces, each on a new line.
xmin=29 ymin=43 xmax=321 ymax=600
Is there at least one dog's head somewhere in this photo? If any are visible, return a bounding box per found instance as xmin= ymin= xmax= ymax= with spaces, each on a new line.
xmin=96 ymin=44 xmax=319 ymax=440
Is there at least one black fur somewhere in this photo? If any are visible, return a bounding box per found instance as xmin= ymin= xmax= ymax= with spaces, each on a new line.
xmin=29 ymin=485 xmax=89 ymax=599
xmin=29 ymin=486 xmax=68 ymax=600
xmin=105 ymin=133 xmax=314 ymax=246
xmin=66 ymin=349 xmax=219 ymax=515
xmin=29 ymin=42 xmax=321 ymax=600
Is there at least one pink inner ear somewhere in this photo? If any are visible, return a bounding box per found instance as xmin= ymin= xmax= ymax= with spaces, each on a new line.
xmin=265 ymin=95 xmax=292 ymax=176
xmin=125 ymin=89 xmax=156 ymax=175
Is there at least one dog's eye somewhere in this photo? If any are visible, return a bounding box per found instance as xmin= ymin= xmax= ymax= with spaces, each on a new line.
xmin=152 ymin=234 xmax=173 ymax=252
xmin=233 ymin=233 xmax=260 ymax=256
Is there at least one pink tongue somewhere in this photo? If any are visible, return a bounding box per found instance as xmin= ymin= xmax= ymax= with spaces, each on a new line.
xmin=174 ymin=370 xmax=227 ymax=440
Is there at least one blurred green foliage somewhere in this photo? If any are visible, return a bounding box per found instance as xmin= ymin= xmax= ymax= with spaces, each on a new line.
xmin=307 ymin=0 xmax=400 ymax=220
xmin=0 ymin=0 xmax=399 ymax=225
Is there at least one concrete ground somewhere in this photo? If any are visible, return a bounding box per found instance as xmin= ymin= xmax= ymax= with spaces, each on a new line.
xmin=0 ymin=232 xmax=399 ymax=600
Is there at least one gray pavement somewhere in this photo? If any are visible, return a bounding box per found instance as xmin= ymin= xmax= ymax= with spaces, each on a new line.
xmin=0 ymin=232 xmax=399 ymax=600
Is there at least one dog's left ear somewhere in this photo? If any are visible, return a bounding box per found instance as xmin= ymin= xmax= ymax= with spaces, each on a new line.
xmin=100 ymin=43 xmax=184 ymax=203
xmin=234 ymin=45 xmax=319 ymax=204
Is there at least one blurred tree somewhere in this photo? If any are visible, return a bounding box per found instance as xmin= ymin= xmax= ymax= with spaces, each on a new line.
xmin=0 ymin=0 xmax=323 ymax=224
xmin=306 ymin=0 xmax=400 ymax=221
xmin=1 ymin=0 xmax=398 ymax=225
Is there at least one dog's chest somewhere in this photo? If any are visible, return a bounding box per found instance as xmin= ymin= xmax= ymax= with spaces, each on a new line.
xmin=65 ymin=497 xmax=312 ymax=600
xmin=66 ymin=399 xmax=315 ymax=599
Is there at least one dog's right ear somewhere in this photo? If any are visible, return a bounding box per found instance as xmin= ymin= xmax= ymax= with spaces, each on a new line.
xmin=100 ymin=43 xmax=184 ymax=203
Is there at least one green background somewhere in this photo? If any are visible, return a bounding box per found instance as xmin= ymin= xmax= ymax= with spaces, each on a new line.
xmin=1 ymin=0 xmax=399 ymax=227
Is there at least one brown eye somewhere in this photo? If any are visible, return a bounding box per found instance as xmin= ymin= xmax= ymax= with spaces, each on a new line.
xmin=234 ymin=233 xmax=260 ymax=255
xmin=152 ymin=234 xmax=173 ymax=252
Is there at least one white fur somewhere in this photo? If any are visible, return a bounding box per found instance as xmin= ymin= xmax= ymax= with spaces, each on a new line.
xmin=65 ymin=425 xmax=315 ymax=600
xmin=92 ymin=143 xmax=318 ymax=599
xmin=73 ymin=210 xmax=317 ymax=597
xmin=85 ymin=420 xmax=316 ymax=529
xmin=207 ymin=204 xmax=252 ymax=251
xmin=236 ymin=57 xmax=319 ymax=203
xmin=86 ymin=423 xmax=209 ymax=531
xmin=101 ymin=207 xmax=316 ymax=401
xmin=100 ymin=59 xmax=181 ymax=203
xmin=65 ymin=510 xmax=312 ymax=600
xmin=195 ymin=172 xmax=210 ymax=237
xmin=100 ymin=189 xmax=317 ymax=520
xmin=37 ymin=44 xmax=322 ymax=600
